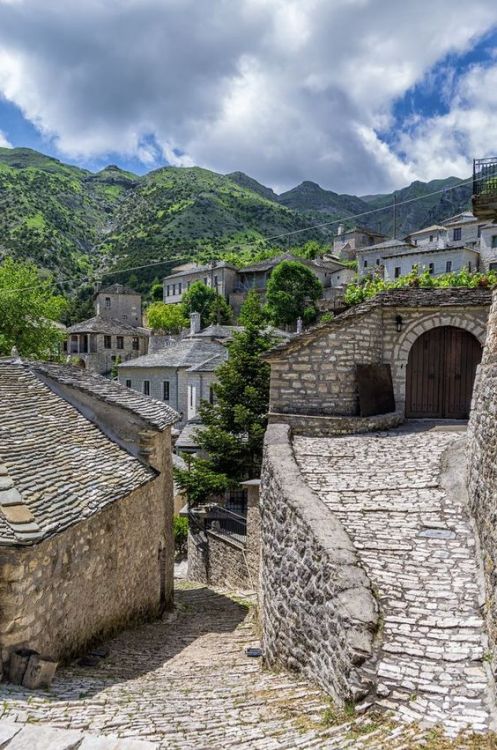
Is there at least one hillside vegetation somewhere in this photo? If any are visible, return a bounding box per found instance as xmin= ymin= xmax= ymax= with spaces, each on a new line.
xmin=0 ymin=147 xmax=473 ymax=293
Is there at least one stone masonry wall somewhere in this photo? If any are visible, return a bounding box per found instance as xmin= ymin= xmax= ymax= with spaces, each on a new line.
xmin=268 ymin=304 xmax=488 ymax=418
xmin=467 ymin=290 xmax=497 ymax=655
xmin=269 ymin=308 xmax=383 ymax=416
xmin=187 ymin=531 xmax=255 ymax=589
xmin=0 ymin=475 xmax=167 ymax=666
xmin=260 ymin=423 xmax=379 ymax=701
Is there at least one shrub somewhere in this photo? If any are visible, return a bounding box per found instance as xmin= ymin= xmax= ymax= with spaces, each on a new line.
xmin=173 ymin=515 xmax=189 ymax=558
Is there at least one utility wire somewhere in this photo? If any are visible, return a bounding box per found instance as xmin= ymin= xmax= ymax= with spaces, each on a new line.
xmin=0 ymin=174 xmax=481 ymax=296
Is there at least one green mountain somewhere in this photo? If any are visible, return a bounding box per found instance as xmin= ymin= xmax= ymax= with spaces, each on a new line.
xmin=0 ymin=147 xmax=473 ymax=298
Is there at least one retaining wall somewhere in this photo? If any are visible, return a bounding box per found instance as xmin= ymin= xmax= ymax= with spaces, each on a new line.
xmin=260 ymin=423 xmax=378 ymax=702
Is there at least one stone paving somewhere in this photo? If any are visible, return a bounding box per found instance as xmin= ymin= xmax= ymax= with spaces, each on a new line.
xmin=294 ymin=422 xmax=496 ymax=736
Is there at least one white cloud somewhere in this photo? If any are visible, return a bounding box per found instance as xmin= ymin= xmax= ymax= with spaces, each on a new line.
xmin=0 ymin=130 xmax=12 ymax=148
xmin=0 ymin=0 xmax=496 ymax=191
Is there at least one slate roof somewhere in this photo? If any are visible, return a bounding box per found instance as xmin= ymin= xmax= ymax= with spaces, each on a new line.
xmin=192 ymin=324 xmax=244 ymax=340
xmin=384 ymin=242 xmax=479 ymax=259
xmin=239 ymin=253 xmax=346 ymax=273
xmin=164 ymin=261 xmax=237 ymax=280
xmin=118 ymin=338 xmax=226 ymax=370
xmin=98 ymin=283 xmax=139 ymax=295
xmin=409 ymin=224 xmax=447 ymax=236
xmin=264 ymin=287 xmax=493 ymax=360
xmin=67 ymin=316 xmax=150 ymax=336
xmin=175 ymin=419 xmax=204 ymax=451
xmin=34 ymin=363 xmax=179 ymax=429
xmin=359 ymin=239 xmax=412 ymax=253
xmin=0 ymin=360 xmax=159 ymax=547
xmin=187 ymin=354 xmax=227 ymax=372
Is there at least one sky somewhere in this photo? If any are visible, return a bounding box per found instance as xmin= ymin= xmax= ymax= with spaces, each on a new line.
xmin=1 ymin=0 xmax=497 ymax=195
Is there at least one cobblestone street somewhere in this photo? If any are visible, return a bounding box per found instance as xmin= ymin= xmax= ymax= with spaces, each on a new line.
xmin=295 ymin=422 xmax=496 ymax=735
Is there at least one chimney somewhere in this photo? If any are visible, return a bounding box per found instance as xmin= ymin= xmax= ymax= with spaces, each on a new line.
xmin=296 ymin=317 xmax=303 ymax=334
xmin=190 ymin=312 xmax=201 ymax=335
xmin=337 ymin=224 xmax=344 ymax=236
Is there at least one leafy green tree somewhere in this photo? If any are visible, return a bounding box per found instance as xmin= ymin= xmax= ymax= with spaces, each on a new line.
xmin=150 ymin=276 xmax=164 ymax=301
xmin=173 ymin=322 xmax=274 ymax=505
xmin=238 ymin=289 xmax=266 ymax=327
xmin=173 ymin=458 xmax=229 ymax=507
xmin=265 ymin=260 xmax=323 ymax=327
xmin=146 ymin=302 xmax=187 ymax=333
xmin=181 ymin=281 xmax=232 ymax=327
xmin=0 ymin=257 xmax=67 ymax=358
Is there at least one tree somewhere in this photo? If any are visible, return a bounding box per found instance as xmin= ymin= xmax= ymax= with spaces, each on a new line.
xmin=173 ymin=322 xmax=274 ymax=505
xmin=238 ymin=289 xmax=266 ymax=327
xmin=146 ymin=302 xmax=187 ymax=334
xmin=265 ymin=260 xmax=323 ymax=327
xmin=181 ymin=281 xmax=232 ymax=328
xmin=0 ymin=257 xmax=67 ymax=358
xmin=150 ymin=276 xmax=163 ymax=301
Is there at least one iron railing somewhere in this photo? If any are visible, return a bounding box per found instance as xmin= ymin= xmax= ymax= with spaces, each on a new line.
xmin=473 ymin=157 xmax=497 ymax=196
xmin=205 ymin=505 xmax=247 ymax=542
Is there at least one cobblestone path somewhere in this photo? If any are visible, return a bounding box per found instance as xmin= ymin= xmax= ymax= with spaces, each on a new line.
xmin=294 ymin=423 xmax=496 ymax=736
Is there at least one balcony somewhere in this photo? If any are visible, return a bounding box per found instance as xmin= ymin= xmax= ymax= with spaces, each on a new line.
xmin=472 ymin=158 xmax=497 ymax=220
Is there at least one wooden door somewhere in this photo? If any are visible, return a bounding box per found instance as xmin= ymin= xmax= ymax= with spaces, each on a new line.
xmin=406 ymin=327 xmax=481 ymax=419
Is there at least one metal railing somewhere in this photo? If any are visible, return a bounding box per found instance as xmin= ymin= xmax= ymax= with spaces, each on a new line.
xmin=205 ymin=505 xmax=247 ymax=542
xmin=473 ymin=157 xmax=497 ymax=196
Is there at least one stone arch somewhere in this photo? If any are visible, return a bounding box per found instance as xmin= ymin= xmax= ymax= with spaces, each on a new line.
xmin=390 ymin=312 xmax=486 ymax=414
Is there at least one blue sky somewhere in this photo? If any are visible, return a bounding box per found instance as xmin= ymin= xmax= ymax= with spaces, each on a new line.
xmin=1 ymin=1 xmax=497 ymax=192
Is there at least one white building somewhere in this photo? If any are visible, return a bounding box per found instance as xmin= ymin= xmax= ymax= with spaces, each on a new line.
xmin=163 ymin=261 xmax=239 ymax=305
xmin=356 ymin=211 xmax=491 ymax=280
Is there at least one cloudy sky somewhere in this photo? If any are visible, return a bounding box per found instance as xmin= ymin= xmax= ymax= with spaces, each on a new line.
xmin=1 ymin=0 xmax=497 ymax=194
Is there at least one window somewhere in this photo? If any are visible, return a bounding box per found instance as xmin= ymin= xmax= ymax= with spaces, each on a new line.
xmin=166 ymin=285 xmax=170 ymax=297
xmin=132 ymin=337 xmax=139 ymax=351
xmin=453 ymin=227 xmax=462 ymax=241
xmin=172 ymin=284 xmax=176 ymax=295
xmin=429 ymin=235 xmax=434 ymax=243
xmin=214 ymin=275 xmax=219 ymax=288
xmin=209 ymin=386 xmax=214 ymax=404
xmin=428 ymin=263 xmax=435 ymax=275
xmin=376 ymin=258 xmax=380 ymax=266
xmin=178 ymin=282 xmax=182 ymax=294
xmin=413 ymin=239 xmax=418 ymax=246
xmin=204 ymin=277 xmax=208 ymax=285
xmin=394 ymin=267 xmax=401 ymax=278
xmin=490 ymin=262 xmax=497 ymax=271
xmin=478 ymin=225 xmax=485 ymax=238
xmin=187 ymin=280 xmax=191 ymax=289
xmin=492 ymin=235 xmax=497 ymax=248
xmin=468 ymin=261 xmax=472 ymax=272
xmin=446 ymin=260 xmax=452 ymax=272
xmin=163 ymin=381 xmax=170 ymax=401
xmin=116 ymin=336 xmax=124 ymax=349
xmin=364 ymin=260 xmax=368 ymax=268
xmin=105 ymin=297 xmax=111 ymax=309
xmin=125 ymin=379 xmax=132 ymax=388
xmin=104 ymin=335 xmax=112 ymax=349
xmin=123 ymin=314 xmax=127 ymax=320
xmin=143 ymin=381 xmax=150 ymax=396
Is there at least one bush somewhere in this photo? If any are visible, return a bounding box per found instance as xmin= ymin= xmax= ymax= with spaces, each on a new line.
xmin=173 ymin=515 xmax=189 ymax=558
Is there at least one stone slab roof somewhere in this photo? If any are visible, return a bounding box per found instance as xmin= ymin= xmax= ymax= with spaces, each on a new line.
xmin=239 ymin=253 xmax=345 ymax=273
xmin=98 ymin=283 xmax=139 ymax=296
xmin=0 ymin=360 xmax=158 ymax=546
xmin=68 ymin=316 xmax=150 ymax=336
xmin=382 ymin=242 xmax=479 ymax=259
xmin=176 ymin=419 xmax=204 ymax=450
xmin=164 ymin=261 xmax=237 ymax=280
xmin=191 ymin=324 xmax=244 ymax=340
xmin=118 ymin=338 xmax=226 ymax=369
xmin=264 ymin=287 xmax=493 ymax=360
xmin=34 ymin=363 xmax=179 ymax=429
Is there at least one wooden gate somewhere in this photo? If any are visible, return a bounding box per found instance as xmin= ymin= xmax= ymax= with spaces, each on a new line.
xmin=406 ymin=326 xmax=482 ymax=419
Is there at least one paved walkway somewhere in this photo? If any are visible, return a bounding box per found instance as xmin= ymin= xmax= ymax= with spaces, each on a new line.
xmin=294 ymin=422 xmax=496 ymax=735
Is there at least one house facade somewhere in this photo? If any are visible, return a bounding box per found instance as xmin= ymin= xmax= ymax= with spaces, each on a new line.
xmin=265 ymin=288 xmax=491 ymax=433
xmin=0 ymin=358 xmax=178 ymax=668
xmin=66 ymin=284 xmax=149 ymax=374
xmin=163 ymin=261 xmax=239 ymax=304
xmin=332 ymin=225 xmax=386 ymax=260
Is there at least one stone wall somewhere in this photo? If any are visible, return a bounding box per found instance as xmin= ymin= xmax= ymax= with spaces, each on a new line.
xmin=267 ymin=302 xmax=489 ymax=418
xmin=467 ymin=290 xmax=497 ymax=653
xmin=187 ymin=531 xmax=255 ymax=589
xmin=260 ymin=423 xmax=378 ymax=701
xmin=268 ymin=410 xmax=404 ymax=437
xmin=0 ymin=475 xmax=168 ymax=666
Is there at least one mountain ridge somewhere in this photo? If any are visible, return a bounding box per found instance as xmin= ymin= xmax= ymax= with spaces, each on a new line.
xmin=0 ymin=147 xmax=473 ymax=292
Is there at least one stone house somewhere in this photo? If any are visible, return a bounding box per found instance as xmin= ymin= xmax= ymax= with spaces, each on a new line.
xmin=265 ymin=288 xmax=491 ymax=433
xmin=118 ymin=332 xmax=228 ymax=428
xmin=163 ymin=261 xmax=239 ymax=305
xmin=332 ymin=225 xmax=387 ymax=260
xmin=0 ymin=358 xmax=179 ymax=667
xmin=66 ymin=284 xmax=149 ymax=374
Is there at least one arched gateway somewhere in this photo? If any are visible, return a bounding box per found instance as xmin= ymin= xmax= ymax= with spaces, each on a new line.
xmin=406 ymin=326 xmax=482 ymax=419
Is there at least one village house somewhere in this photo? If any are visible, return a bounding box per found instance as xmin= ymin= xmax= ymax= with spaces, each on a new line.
xmin=163 ymin=261 xmax=239 ymax=304
xmin=66 ymin=284 xmax=149 ymax=374
xmin=264 ymin=287 xmax=491 ymax=433
xmin=332 ymin=224 xmax=387 ymax=260
xmin=355 ymin=211 xmax=497 ymax=280
xmin=0 ymin=357 xmax=179 ymax=671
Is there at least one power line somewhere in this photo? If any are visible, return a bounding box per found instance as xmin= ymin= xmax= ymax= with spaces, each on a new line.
xmin=0 ymin=174 xmax=481 ymax=296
